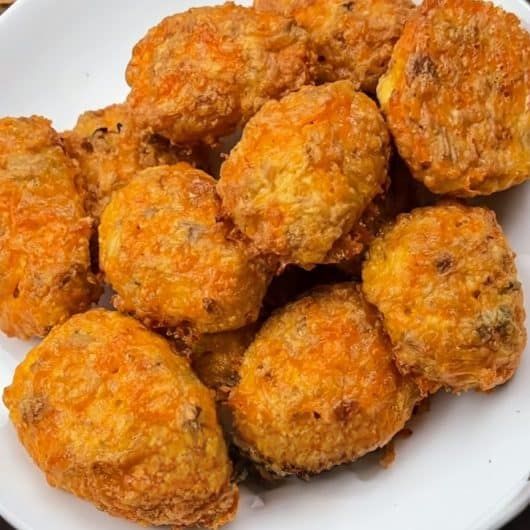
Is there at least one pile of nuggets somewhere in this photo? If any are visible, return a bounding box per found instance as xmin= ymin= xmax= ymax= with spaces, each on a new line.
xmin=1 ymin=0 xmax=529 ymax=527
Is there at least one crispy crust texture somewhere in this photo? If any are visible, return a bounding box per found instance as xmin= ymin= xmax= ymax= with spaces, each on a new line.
xmin=126 ymin=2 xmax=315 ymax=144
xmin=99 ymin=163 xmax=272 ymax=335
xmin=3 ymin=309 xmax=238 ymax=529
xmin=0 ymin=116 xmax=101 ymax=339
xmin=255 ymin=0 xmax=415 ymax=93
xmin=362 ymin=203 xmax=527 ymax=393
xmin=229 ymin=283 xmax=419 ymax=477
xmin=217 ymin=81 xmax=390 ymax=268
xmin=377 ymin=0 xmax=530 ymax=196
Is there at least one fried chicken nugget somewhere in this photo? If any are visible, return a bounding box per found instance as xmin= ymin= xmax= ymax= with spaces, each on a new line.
xmin=126 ymin=2 xmax=315 ymax=144
xmin=254 ymin=0 xmax=415 ymax=93
xmin=377 ymin=0 xmax=530 ymax=197
xmin=3 ymin=309 xmax=238 ymax=529
xmin=0 ymin=116 xmax=101 ymax=339
xmin=218 ymin=81 xmax=390 ymax=268
xmin=63 ymin=104 xmax=204 ymax=219
xmin=362 ymin=203 xmax=527 ymax=394
xmin=99 ymin=163 xmax=272 ymax=337
xmin=229 ymin=283 xmax=419 ymax=477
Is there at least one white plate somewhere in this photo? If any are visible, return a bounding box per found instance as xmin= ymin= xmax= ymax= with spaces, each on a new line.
xmin=1 ymin=1 xmax=530 ymax=529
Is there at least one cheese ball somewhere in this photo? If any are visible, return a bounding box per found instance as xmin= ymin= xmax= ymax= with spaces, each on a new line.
xmin=3 ymin=309 xmax=238 ymax=529
xmin=63 ymin=104 xmax=204 ymax=219
xmin=0 ymin=116 xmax=101 ymax=339
xmin=377 ymin=0 xmax=530 ymax=197
xmin=362 ymin=203 xmax=527 ymax=393
xmin=218 ymin=81 xmax=390 ymax=268
xmin=99 ymin=163 xmax=272 ymax=337
xmin=126 ymin=2 xmax=314 ymax=144
xmin=229 ymin=283 xmax=419 ymax=477
xmin=255 ymin=0 xmax=415 ymax=93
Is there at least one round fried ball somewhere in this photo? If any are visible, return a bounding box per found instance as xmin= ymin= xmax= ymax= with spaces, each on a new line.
xmin=255 ymin=0 xmax=415 ymax=93
xmin=218 ymin=81 xmax=390 ymax=268
xmin=99 ymin=163 xmax=272 ymax=336
xmin=229 ymin=283 xmax=419 ymax=477
xmin=377 ymin=0 xmax=530 ymax=197
xmin=362 ymin=203 xmax=527 ymax=393
xmin=63 ymin=104 xmax=204 ymax=219
xmin=0 ymin=116 xmax=101 ymax=339
xmin=126 ymin=2 xmax=315 ymax=144
xmin=3 ymin=309 xmax=238 ymax=528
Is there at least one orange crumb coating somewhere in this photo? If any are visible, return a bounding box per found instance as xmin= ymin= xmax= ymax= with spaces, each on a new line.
xmin=230 ymin=283 xmax=419 ymax=477
xmin=362 ymin=203 xmax=527 ymax=393
xmin=3 ymin=309 xmax=237 ymax=529
xmin=218 ymin=81 xmax=390 ymax=268
xmin=0 ymin=116 xmax=101 ymax=339
xmin=377 ymin=0 xmax=530 ymax=196
xmin=99 ymin=163 xmax=272 ymax=335
xmin=126 ymin=2 xmax=315 ymax=144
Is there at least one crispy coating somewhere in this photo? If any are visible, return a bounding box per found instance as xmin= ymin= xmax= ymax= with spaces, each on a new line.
xmin=0 ymin=116 xmax=101 ymax=339
xmin=362 ymin=203 xmax=527 ymax=393
xmin=218 ymin=81 xmax=390 ymax=268
xmin=3 ymin=309 xmax=238 ymax=529
xmin=191 ymin=325 xmax=257 ymax=402
xmin=377 ymin=0 xmax=530 ymax=197
xmin=230 ymin=283 xmax=419 ymax=477
xmin=63 ymin=103 xmax=204 ymax=219
xmin=99 ymin=163 xmax=272 ymax=336
xmin=126 ymin=2 xmax=315 ymax=144
xmin=255 ymin=0 xmax=415 ymax=93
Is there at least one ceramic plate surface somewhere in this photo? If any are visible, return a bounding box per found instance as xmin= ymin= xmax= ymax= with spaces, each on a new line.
xmin=1 ymin=1 xmax=530 ymax=529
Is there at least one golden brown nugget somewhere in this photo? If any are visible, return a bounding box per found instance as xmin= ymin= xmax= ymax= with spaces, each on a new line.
xmin=99 ymin=163 xmax=272 ymax=337
xmin=0 ymin=116 xmax=101 ymax=339
xmin=191 ymin=325 xmax=257 ymax=401
xmin=218 ymin=81 xmax=390 ymax=268
xmin=377 ymin=0 xmax=530 ymax=197
xmin=230 ymin=283 xmax=419 ymax=477
xmin=3 ymin=309 xmax=238 ymax=529
xmin=255 ymin=0 xmax=415 ymax=93
xmin=126 ymin=2 xmax=314 ymax=144
xmin=63 ymin=103 xmax=204 ymax=219
xmin=363 ymin=203 xmax=527 ymax=394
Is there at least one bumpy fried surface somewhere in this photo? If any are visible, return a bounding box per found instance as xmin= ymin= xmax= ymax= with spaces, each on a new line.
xmin=0 ymin=116 xmax=101 ymax=339
xmin=63 ymin=104 xmax=204 ymax=219
xmin=100 ymin=163 xmax=272 ymax=336
xmin=377 ymin=0 xmax=530 ymax=197
xmin=126 ymin=2 xmax=314 ymax=144
xmin=192 ymin=325 xmax=257 ymax=402
xmin=230 ymin=283 xmax=419 ymax=477
xmin=218 ymin=81 xmax=390 ymax=268
xmin=363 ymin=203 xmax=527 ymax=393
xmin=3 ymin=309 xmax=237 ymax=528
xmin=255 ymin=0 xmax=414 ymax=93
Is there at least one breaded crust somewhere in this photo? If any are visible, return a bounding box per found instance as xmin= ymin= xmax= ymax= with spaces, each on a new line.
xmin=0 ymin=116 xmax=101 ymax=339
xmin=229 ymin=283 xmax=419 ymax=477
xmin=377 ymin=0 xmax=530 ymax=196
xmin=126 ymin=2 xmax=315 ymax=144
xmin=362 ymin=203 xmax=527 ymax=393
xmin=3 ymin=309 xmax=238 ymax=529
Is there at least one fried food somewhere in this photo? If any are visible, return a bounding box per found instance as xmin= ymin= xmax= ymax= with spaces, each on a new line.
xmin=191 ymin=325 xmax=257 ymax=401
xmin=377 ymin=0 xmax=530 ymax=197
xmin=3 ymin=309 xmax=238 ymax=529
xmin=362 ymin=203 xmax=527 ymax=393
xmin=0 ymin=116 xmax=101 ymax=339
xmin=63 ymin=103 xmax=205 ymax=219
xmin=126 ymin=2 xmax=315 ymax=144
xmin=218 ymin=81 xmax=390 ymax=268
xmin=229 ymin=283 xmax=419 ymax=477
xmin=99 ymin=163 xmax=272 ymax=337
xmin=254 ymin=0 xmax=415 ymax=93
